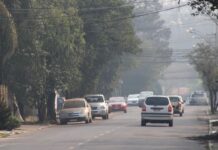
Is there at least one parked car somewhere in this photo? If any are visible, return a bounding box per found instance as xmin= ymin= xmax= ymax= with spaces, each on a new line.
xmin=169 ymin=95 xmax=185 ymax=117
xmin=85 ymin=94 xmax=109 ymax=120
xmin=189 ymin=91 xmax=209 ymax=105
xmin=127 ymin=94 xmax=139 ymax=106
xmin=108 ymin=97 xmax=127 ymax=113
xmin=141 ymin=95 xmax=174 ymax=127
xmin=138 ymin=91 xmax=154 ymax=107
xmin=59 ymin=98 xmax=92 ymax=125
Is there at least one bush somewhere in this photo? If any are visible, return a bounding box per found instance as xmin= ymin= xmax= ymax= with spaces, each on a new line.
xmin=0 ymin=100 xmax=21 ymax=130
xmin=5 ymin=116 xmax=21 ymax=131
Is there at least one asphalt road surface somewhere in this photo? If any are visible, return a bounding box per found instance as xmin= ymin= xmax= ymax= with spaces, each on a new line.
xmin=0 ymin=106 xmax=209 ymax=150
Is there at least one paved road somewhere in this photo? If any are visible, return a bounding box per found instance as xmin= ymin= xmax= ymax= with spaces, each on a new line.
xmin=0 ymin=106 xmax=209 ymax=150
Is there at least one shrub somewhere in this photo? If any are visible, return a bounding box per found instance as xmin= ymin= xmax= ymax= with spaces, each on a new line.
xmin=5 ymin=116 xmax=21 ymax=131
xmin=0 ymin=100 xmax=21 ymax=130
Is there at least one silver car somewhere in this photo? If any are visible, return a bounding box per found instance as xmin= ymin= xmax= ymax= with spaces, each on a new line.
xmin=141 ymin=96 xmax=174 ymax=127
xmin=85 ymin=94 xmax=109 ymax=120
xmin=59 ymin=98 xmax=92 ymax=125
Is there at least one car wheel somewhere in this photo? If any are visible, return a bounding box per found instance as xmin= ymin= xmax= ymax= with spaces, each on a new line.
xmin=106 ymin=114 xmax=109 ymax=119
xmin=169 ymin=120 xmax=173 ymax=127
xmin=89 ymin=115 xmax=92 ymax=123
xmin=124 ymin=110 xmax=127 ymax=113
xmin=60 ymin=119 xmax=67 ymax=125
xmin=85 ymin=118 xmax=89 ymax=124
xmin=102 ymin=115 xmax=107 ymax=120
xmin=92 ymin=116 xmax=95 ymax=120
xmin=179 ymin=112 xmax=183 ymax=117
xmin=141 ymin=119 xmax=146 ymax=126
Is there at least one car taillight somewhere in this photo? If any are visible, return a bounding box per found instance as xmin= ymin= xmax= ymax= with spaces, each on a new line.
xmin=168 ymin=105 xmax=173 ymax=112
xmin=142 ymin=106 xmax=146 ymax=112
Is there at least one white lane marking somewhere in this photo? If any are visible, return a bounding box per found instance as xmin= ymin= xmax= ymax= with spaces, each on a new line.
xmin=0 ymin=144 xmax=6 ymax=148
xmin=86 ymin=138 xmax=92 ymax=142
xmin=68 ymin=146 xmax=75 ymax=149
xmin=78 ymin=142 xmax=84 ymax=146
xmin=105 ymin=131 xmax=111 ymax=134
xmin=99 ymin=133 xmax=105 ymax=136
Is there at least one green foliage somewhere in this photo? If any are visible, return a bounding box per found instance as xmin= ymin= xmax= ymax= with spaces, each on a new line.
xmin=4 ymin=116 xmax=21 ymax=131
xmin=121 ymin=1 xmax=172 ymax=95
xmin=189 ymin=0 xmax=218 ymax=16
xmin=189 ymin=43 xmax=218 ymax=113
xmin=0 ymin=100 xmax=20 ymax=130
xmin=77 ymin=0 xmax=141 ymax=96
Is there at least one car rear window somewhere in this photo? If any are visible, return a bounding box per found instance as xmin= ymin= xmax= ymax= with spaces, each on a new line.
xmin=64 ymin=101 xmax=85 ymax=108
xmin=169 ymin=97 xmax=179 ymax=102
xmin=192 ymin=93 xmax=204 ymax=98
xmin=145 ymin=97 xmax=169 ymax=106
xmin=85 ymin=96 xmax=104 ymax=103
xmin=109 ymin=97 xmax=125 ymax=102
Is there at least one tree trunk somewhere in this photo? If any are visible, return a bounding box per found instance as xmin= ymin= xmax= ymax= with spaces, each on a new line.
xmin=209 ymin=90 xmax=215 ymax=114
xmin=37 ymin=98 xmax=47 ymax=122
xmin=46 ymin=90 xmax=56 ymax=123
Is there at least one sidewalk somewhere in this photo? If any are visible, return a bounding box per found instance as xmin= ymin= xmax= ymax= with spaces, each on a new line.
xmin=0 ymin=124 xmax=53 ymax=138
xmin=207 ymin=112 xmax=218 ymax=150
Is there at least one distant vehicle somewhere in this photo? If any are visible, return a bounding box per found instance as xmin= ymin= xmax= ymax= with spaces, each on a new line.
xmin=189 ymin=91 xmax=209 ymax=105
xmin=85 ymin=94 xmax=109 ymax=120
xmin=108 ymin=97 xmax=127 ymax=113
xmin=59 ymin=98 xmax=92 ymax=125
xmin=141 ymin=95 xmax=174 ymax=127
xmin=169 ymin=95 xmax=185 ymax=117
xmin=127 ymin=94 xmax=139 ymax=106
xmin=138 ymin=91 xmax=154 ymax=107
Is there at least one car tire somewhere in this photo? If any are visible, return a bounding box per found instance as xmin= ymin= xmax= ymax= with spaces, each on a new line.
xmin=169 ymin=120 xmax=173 ymax=127
xmin=60 ymin=119 xmax=67 ymax=125
xmin=124 ymin=110 xmax=127 ymax=113
xmin=89 ymin=116 xmax=92 ymax=123
xmin=180 ymin=112 xmax=183 ymax=117
xmin=92 ymin=116 xmax=95 ymax=120
xmin=106 ymin=114 xmax=109 ymax=119
xmin=102 ymin=115 xmax=107 ymax=120
xmin=141 ymin=119 xmax=146 ymax=126
xmin=85 ymin=118 xmax=89 ymax=124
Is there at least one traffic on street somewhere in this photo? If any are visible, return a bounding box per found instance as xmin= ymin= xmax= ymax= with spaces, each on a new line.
xmin=0 ymin=105 xmax=209 ymax=150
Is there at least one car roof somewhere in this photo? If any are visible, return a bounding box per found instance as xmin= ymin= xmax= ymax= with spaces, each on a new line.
xmin=85 ymin=94 xmax=104 ymax=97
xmin=147 ymin=95 xmax=169 ymax=98
xmin=168 ymin=95 xmax=182 ymax=98
xmin=65 ymin=98 xmax=85 ymax=102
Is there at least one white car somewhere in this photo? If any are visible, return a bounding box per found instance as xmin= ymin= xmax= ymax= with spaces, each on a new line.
xmin=138 ymin=91 xmax=154 ymax=107
xmin=127 ymin=94 xmax=139 ymax=106
xmin=141 ymin=95 xmax=174 ymax=127
xmin=85 ymin=94 xmax=109 ymax=120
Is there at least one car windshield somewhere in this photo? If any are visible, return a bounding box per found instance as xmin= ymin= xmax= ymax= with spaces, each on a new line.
xmin=128 ymin=95 xmax=138 ymax=98
xmin=64 ymin=101 xmax=85 ymax=108
xmin=85 ymin=96 xmax=104 ymax=103
xmin=146 ymin=97 xmax=169 ymax=106
xmin=169 ymin=97 xmax=179 ymax=102
xmin=109 ymin=97 xmax=125 ymax=102
xmin=192 ymin=93 xmax=204 ymax=98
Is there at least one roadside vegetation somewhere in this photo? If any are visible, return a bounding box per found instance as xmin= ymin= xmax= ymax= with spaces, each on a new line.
xmin=189 ymin=0 xmax=218 ymax=114
xmin=0 ymin=0 xmax=173 ymax=124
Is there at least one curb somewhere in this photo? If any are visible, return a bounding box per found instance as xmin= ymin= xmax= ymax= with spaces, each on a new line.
xmin=0 ymin=124 xmax=54 ymax=138
xmin=207 ymin=110 xmax=218 ymax=150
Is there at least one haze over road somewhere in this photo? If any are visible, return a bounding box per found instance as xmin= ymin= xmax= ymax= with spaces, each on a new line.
xmin=0 ymin=106 xmax=208 ymax=150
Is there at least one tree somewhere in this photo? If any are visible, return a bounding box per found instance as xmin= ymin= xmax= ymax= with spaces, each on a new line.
xmin=189 ymin=0 xmax=218 ymax=16
xmin=189 ymin=43 xmax=218 ymax=113
xmin=76 ymin=0 xmax=140 ymax=96
xmin=0 ymin=1 xmax=17 ymax=84
xmin=121 ymin=0 xmax=172 ymax=95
